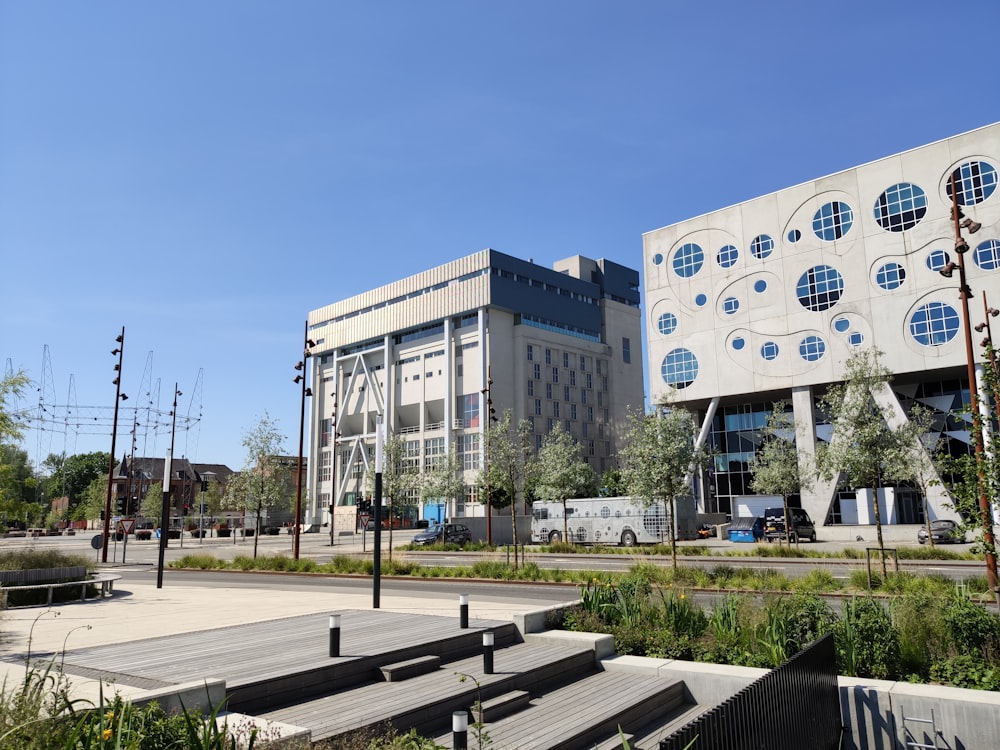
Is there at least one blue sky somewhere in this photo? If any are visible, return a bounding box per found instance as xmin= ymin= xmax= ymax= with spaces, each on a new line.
xmin=2 ymin=0 xmax=998 ymax=472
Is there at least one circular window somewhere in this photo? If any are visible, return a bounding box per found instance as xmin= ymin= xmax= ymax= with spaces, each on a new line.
xmin=874 ymin=182 xmax=927 ymax=232
xmin=661 ymin=348 xmax=699 ymax=388
xmin=753 ymin=279 xmax=767 ymax=293
xmin=673 ymin=243 xmax=705 ymax=277
xmin=642 ymin=505 xmax=667 ymax=538
xmin=909 ymin=302 xmax=960 ymax=346
xmin=834 ymin=317 xmax=850 ymax=333
xmin=600 ymin=505 xmax=611 ymax=519
xmin=799 ymin=335 xmax=826 ymax=362
xmin=750 ymin=234 xmax=774 ymax=259
xmin=813 ymin=201 xmax=854 ymax=240
xmin=723 ymin=297 xmax=740 ymax=315
xmin=761 ymin=342 xmax=779 ymax=361
xmin=695 ymin=293 xmax=707 ymax=307
xmin=948 ymin=161 xmax=998 ymax=206
xmin=796 ymin=265 xmax=844 ymax=311
xmin=875 ymin=262 xmax=906 ymax=290
xmin=652 ymin=252 xmax=663 ymax=265
xmin=788 ymin=229 xmax=801 ymax=243
xmin=732 ymin=337 xmax=745 ymax=351
xmin=717 ymin=244 xmax=739 ymax=268
xmin=849 ymin=332 xmax=864 ymax=347
xmin=657 ymin=312 xmax=678 ymax=335
xmin=926 ymin=249 xmax=950 ymax=271
xmin=973 ymin=239 xmax=1000 ymax=271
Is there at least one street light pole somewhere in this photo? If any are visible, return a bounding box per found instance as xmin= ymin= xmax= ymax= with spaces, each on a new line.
xmin=156 ymin=384 xmax=181 ymax=588
xmin=942 ymin=174 xmax=999 ymax=604
xmin=102 ymin=327 xmax=127 ymax=563
xmin=293 ymin=322 xmax=315 ymax=560
xmin=329 ymin=393 xmax=339 ymax=547
xmin=480 ymin=369 xmax=496 ymax=545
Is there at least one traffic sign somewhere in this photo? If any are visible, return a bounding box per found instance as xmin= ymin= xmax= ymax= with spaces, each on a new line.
xmin=359 ymin=513 xmax=372 ymax=530
xmin=119 ymin=518 xmax=136 ymax=535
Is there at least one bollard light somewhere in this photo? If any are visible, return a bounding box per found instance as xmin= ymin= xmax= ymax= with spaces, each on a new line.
xmin=483 ymin=630 xmax=494 ymax=674
xmin=459 ymin=593 xmax=469 ymax=629
xmin=452 ymin=710 xmax=468 ymax=750
xmin=329 ymin=614 xmax=341 ymax=657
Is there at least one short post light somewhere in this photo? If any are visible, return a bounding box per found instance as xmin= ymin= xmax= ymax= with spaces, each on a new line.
xmin=459 ymin=593 xmax=469 ymax=629
xmin=452 ymin=711 xmax=468 ymax=750
xmin=329 ymin=614 xmax=341 ymax=657
xmin=483 ymin=630 xmax=494 ymax=674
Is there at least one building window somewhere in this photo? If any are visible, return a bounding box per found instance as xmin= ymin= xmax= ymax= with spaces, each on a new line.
xmin=723 ymin=297 xmax=740 ymax=315
xmin=457 ymin=393 xmax=479 ymax=427
xmin=571 ymin=404 xmax=577 ymax=421
xmin=622 ymin=337 xmax=631 ymax=363
xmin=563 ymin=352 xmax=570 ymax=368
xmin=796 ymin=265 xmax=844 ymax=311
xmin=661 ymin=348 xmax=698 ymax=388
xmin=533 ymin=363 xmax=541 ymax=380
xmin=788 ymin=229 xmax=801 ymax=243
xmin=458 ymin=433 xmax=480 ymax=471
xmin=552 ymin=367 xmax=559 ymax=383
xmin=582 ymin=423 xmax=589 ymax=437
xmin=874 ymin=182 xmax=927 ymax=232
xmin=813 ymin=201 xmax=854 ymax=240
xmin=423 ymin=438 xmax=445 ymax=469
xmin=761 ymin=341 xmax=780 ymax=361
xmin=750 ymin=234 xmax=774 ymax=259
xmin=403 ymin=440 xmax=420 ymax=471
xmin=949 ymin=161 xmax=998 ymax=205
xmin=319 ymin=451 xmax=331 ymax=482
xmin=587 ymin=406 xmax=594 ymax=421
xmin=581 ymin=389 xmax=588 ymax=405
xmin=545 ymin=383 xmax=552 ymax=399
xmin=672 ymin=242 xmax=705 ymax=277
xmin=569 ymin=370 xmax=576 ymax=386
xmin=553 ymin=402 xmax=560 ymax=418
xmin=909 ymin=302 xmax=960 ymax=346
xmin=657 ymin=312 xmax=678 ymax=335
xmin=753 ymin=279 xmax=767 ymax=293
xmin=586 ymin=373 xmax=593 ymax=389
xmin=321 ymin=419 xmax=333 ymax=447
xmin=535 ymin=399 xmax=542 ymax=416
xmin=926 ymin=249 xmax=951 ymax=271
xmin=579 ymin=355 xmax=586 ymax=371
xmin=875 ymin=262 xmax=906 ymax=290
xmin=545 ymin=348 xmax=552 ymax=365
xmin=974 ymin=239 xmax=1000 ymax=271
xmin=527 ymin=380 xmax=534 ymax=396
xmin=526 ymin=344 xmax=533 ymax=361
xmin=717 ymin=244 xmax=739 ymax=268
xmin=799 ymin=335 xmax=826 ymax=362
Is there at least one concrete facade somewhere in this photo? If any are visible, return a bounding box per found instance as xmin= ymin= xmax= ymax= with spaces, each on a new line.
xmin=305 ymin=249 xmax=643 ymax=528
xmin=643 ymin=123 xmax=1000 ymax=529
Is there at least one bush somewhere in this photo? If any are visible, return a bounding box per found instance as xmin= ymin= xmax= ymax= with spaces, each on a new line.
xmin=835 ymin=597 xmax=900 ymax=679
xmin=0 ymin=549 xmax=91 ymax=572
xmin=929 ymin=654 xmax=1000 ymax=691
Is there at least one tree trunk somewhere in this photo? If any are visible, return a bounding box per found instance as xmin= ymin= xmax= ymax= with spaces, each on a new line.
xmin=562 ymin=499 xmax=568 ymax=544
xmin=511 ymin=497 xmax=518 ymax=570
xmin=669 ymin=496 xmax=677 ymax=571
xmin=873 ymin=483 xmax=887 ymax=578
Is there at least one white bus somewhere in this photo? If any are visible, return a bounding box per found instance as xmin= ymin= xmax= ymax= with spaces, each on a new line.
xmin=530 ymin=495 xmax=698 ymax=546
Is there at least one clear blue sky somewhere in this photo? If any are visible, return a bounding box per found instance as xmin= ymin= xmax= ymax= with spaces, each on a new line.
xmin=3 ymin=0 xmax=998 ymax=472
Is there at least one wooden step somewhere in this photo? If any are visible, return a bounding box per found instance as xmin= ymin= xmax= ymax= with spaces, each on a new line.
xmin=472 ymin=689 xmax=530 ymax=724
xmin=380 ymin=655 xmax=441 ymax=682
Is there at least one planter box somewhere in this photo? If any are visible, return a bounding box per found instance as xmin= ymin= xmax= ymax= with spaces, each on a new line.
xmin=265 ymin=527 xmax=280 ymax=536
xmin=0 ymin=566 xmax=88 ymax=585
xmin=244 ymin=529 xmax=255 ymax=537
xmin=135 ymin=530 xmax=152 ymax=541
xmin=216 ymin=528 xmax=231 ymax=537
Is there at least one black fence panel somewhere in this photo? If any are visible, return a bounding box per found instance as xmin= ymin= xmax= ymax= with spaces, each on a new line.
xmin=659 ymin=633 xmax=841 ymax=750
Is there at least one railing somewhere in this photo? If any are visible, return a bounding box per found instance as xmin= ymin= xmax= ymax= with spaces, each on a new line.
xmin=659 ymin=634 xmax=841 ymax=750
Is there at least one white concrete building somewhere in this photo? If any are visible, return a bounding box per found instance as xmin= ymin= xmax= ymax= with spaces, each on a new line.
xmin=643 ymin=123 xmax=1000 ymax=532
xmin=305 ymin=249 xmax=643 ymax=531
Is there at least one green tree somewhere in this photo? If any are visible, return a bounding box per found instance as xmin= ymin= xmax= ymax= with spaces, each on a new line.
xmin=365 ymin=432 xmax=422 ymax=557
xmin=618 ymin=404 xmax=705 ymax=569
xmin=533 ymin=425 xmax=597 ymax=542
xmin=0 ymin=445 xmax=40 ymax=527
xmin=0 ymin=369 xmax=30 ymax=444
xmin=883 ymin=403 xmax=945 ymax=548
xmin=817 ymin=349 xmax=925 ymax=577
xmin=750 ymin=402 xmax=811 ymax=548
xmin=600 ymin=467 xmax=627 ymax=498
xmin=224 ymin=412 xmax=289 ymax=558
xmin=422 ymin=444 xmax=465 ymax=522
xmin=478 ymin=410 xmax=535 ymax=565
xmin=41 ymin=450 xmax=110 ymax=511
xmin=77 ymin=475 xmax=110 ymax=523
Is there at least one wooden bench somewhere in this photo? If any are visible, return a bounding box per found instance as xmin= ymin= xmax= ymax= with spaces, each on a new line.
xmin=472 ymin=689 xmax=531 ymax=724
xmin=0 ymin=573 xmax=120 ymax=609
xmin=379 ymin=655 xmax=441 ymax=682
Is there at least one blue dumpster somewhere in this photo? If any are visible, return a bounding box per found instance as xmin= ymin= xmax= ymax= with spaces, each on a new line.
xmin=728 ymin=516 xmax=763 ymax=543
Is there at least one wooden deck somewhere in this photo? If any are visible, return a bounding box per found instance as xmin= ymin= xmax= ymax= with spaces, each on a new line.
xmin=52 ymin=609 xmax=516 ymax=710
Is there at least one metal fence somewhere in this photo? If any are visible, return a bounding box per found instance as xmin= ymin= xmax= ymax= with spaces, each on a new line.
xmin=659 ymin=633 xmax=842 ymax=750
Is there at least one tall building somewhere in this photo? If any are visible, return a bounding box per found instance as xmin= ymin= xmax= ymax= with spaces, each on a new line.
xmin=643 ymin=123 xmax=1000 ymax=533
xmin=304 ymin=249 xmax=643 ymax=530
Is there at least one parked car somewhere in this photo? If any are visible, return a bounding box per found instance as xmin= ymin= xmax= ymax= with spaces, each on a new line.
xmin=917 ymin=519 xmax=964 ymax=544
xmin=411 ymin=523 xmax=472 ymax=546
xmin=763 ymin=507 xmax=817 ymax=543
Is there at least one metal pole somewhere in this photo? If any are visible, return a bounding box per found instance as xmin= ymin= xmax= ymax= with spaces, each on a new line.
xmin=949 ymin=176 xmax=999 ymax=602
xmin=101 ymin=327 xmax=125 ymax=562
xmin=156 ymin=448 xmax=172 ymax=589
xmin=293 ymin=320 xmax=311 ymax=560
xmin=328 ymin=614 xmax=341 ymax=657
xmin=483 ymin=630 xmax=494 ymax=674
xmin=373 ymin=415 xmax=384 ymax=609
xmin=459 ymin=593 xmax=469 ymax=628
xmin=330 ymin=394 xmax=338 ymax=547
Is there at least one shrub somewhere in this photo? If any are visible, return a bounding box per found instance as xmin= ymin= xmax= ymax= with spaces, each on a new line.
xmin=834 ymin=597 xmax=899 ymax=679
xmin=944 ymin=591 xmax=1000 ymax=655
xmin=892 ymin=591 xmax=950 ymax=678
xmin=790 ymin=569 xmax=840 ymax=593
xmin=172 ymin=554 xmax=222 ymax=570
xmin=929 ymin=654 xmax=1000 ymax=691
xmin=0 ymin=549 xmax=91 ymax=572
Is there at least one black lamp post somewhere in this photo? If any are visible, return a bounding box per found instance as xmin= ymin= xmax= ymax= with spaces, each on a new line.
xmin=293 ymin=322 xmax=316 ymax=560
xmin=329 ymin=392 xmax=340 ymax=547
xmin=156 ymin=384 xmax=181 ymax=589
xmin=479 ymin=369 xmax=497 ymax=545
xmin=101 ymin=327 xmax=127 ymax=563
xmin=940 ymin=174 xmax=999 ymax=603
